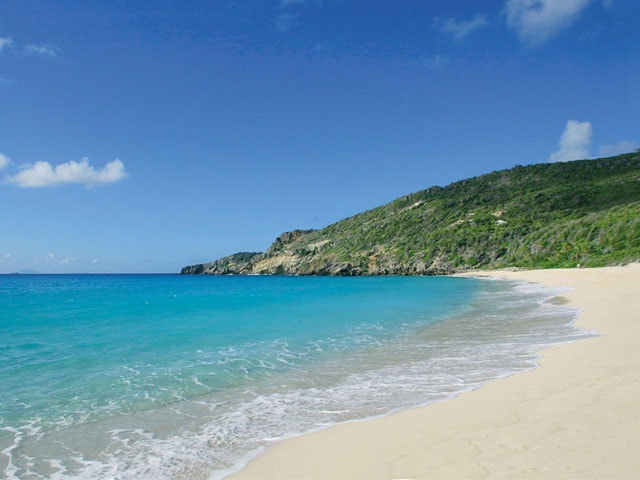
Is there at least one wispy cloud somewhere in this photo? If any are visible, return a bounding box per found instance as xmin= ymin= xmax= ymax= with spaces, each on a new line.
xmin=36 ymin=253 xmax=78 ymax=266
xmin=279 ymin=0 xmax=308 ymax=7
xmin=505 ymin=0 xmax=594 ymax=46
xmin=5 ymin=158 xmax=128 ymax=188
xmin=276 ymin=12 xmax=300 ymax=33
xmin=599 ymin=140 xmax=639 ymax=157
xmin=275 ymin=0 xmax=323 ymax=33
xmin=0 ymin=37 xmax=13 ymax=52
xmin=61 ymin=256 xmax=78 ymax=265
xmin=279 ymin=0 xmax=324 ymax=8
xmin=549 ymin=119 xmax=593 ymax=162
xmin=24 ymin=44 xmax=60 ymax=58
xmin=434 ymin=14 xmax=488 ymax=42
xmin=0 ymin=152 xmax=10 ymax=170
xmin=0 ymin=35 xmax=60 ymax=57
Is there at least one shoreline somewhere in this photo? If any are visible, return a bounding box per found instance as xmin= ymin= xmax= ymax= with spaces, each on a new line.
xmin=229 ymin=264 xmax=640 ymax=479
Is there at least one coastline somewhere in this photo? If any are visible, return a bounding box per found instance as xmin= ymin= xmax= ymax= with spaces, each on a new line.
xmin=228 ymin=264 xmax=640 ymax=479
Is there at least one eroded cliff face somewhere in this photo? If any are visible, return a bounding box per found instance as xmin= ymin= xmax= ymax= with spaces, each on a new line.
xmin=181 ymin=229 xmax=454 ymax=276
xmin=181 ymin=230 xmax=321 ymax=275
xmin=181 ymin=252 xmax=261 ymax=275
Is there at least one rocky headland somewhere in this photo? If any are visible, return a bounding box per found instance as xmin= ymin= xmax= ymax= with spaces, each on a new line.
xmin=182 ymin=153 xmax=640 ymax=276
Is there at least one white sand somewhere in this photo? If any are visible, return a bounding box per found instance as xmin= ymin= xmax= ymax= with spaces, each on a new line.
xmin=229 ymin=264 xmax=640 ymax=479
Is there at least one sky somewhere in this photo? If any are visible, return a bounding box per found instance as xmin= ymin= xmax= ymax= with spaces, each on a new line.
xmin=0 ymin=0 xmax=638 ymax=273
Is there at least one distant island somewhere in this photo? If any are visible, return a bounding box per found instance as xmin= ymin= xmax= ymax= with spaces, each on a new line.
xmin=182 ymin=152 xmax=640 ymax=276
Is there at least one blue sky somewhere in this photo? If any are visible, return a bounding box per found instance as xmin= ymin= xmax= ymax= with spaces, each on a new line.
xmin=1 ymin=0 xmax=638 ymax=273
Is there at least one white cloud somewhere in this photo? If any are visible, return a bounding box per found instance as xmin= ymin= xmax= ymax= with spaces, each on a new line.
xmin=5 ymin=158 xmax=128 ymax=188
xmin=0 ymin=36 xmax=59 ymax=58
xmin=599 ymin=140 xmax=639 ymax=157
xmin=549 ymin=119 xmax=593 ymax=162
xmin=434 ymin=14 xmax=488 ymax=41
xmin=506 ymin=0 xmax=593 ymax=45
xmin=0 ymin=152 xmax=10 ymax=170
xmin=0 ymin=37 xmax=13 ymax=52
xmin=23 ymin=44 xmax=60 ymax=58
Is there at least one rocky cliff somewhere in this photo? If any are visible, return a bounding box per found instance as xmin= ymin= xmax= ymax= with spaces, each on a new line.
xmin=181 ymin=227 xmax=460 ymax=276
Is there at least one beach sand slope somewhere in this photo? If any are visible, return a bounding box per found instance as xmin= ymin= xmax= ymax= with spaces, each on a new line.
xmin=229 ymin=264 xmax=640 ymax=479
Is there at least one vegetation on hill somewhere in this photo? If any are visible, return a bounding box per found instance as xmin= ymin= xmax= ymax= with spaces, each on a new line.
xmin=182 ymin=152 xmax=640 ymax=275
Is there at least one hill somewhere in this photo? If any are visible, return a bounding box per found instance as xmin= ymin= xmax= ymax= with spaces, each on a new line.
xmin=182 ymin=152 xmax=640 ymax=275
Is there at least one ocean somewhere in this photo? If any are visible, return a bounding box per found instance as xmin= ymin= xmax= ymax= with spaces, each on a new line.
xmin=0 ymin=274 xmax=594 ymax=479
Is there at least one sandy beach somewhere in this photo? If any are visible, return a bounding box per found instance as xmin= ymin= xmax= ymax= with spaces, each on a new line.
xmin=229 ymin=264 xmax=640 ymax=479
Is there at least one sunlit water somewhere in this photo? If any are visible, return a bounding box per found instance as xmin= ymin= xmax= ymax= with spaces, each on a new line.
xmin=0 ymin=274 xmax=594 ymax=479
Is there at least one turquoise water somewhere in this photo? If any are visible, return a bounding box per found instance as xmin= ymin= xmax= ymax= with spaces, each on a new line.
xmin=0 ymin=275 xmax=593 ymax=479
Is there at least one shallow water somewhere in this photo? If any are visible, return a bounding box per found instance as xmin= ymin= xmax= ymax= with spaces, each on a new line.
xmin=0 ymin=274 xmax=594 ymax=479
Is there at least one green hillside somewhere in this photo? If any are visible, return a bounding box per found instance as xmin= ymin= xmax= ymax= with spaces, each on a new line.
xmin=182 ymin=152 xmax=640 ymax=275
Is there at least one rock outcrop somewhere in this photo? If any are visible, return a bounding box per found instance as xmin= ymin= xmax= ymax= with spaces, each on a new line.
xmin=181 ymin=230 xmax=455 ymax=276
xmin=180 ymin=252 xmax=261 ymax=275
